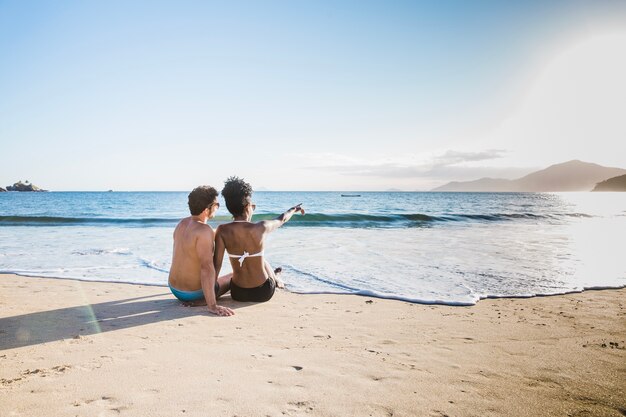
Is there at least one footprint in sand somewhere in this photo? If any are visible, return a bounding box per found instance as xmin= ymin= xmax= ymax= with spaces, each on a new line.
xmin=429 ymin=410 xmax=451 ymax=417
xmin=3 ymin=364 xmax=72 ymax=385
xmin=284 ymin=401 xmax=314 ymax=414
xmin=74 ymin=395 xmax=127 ymax=415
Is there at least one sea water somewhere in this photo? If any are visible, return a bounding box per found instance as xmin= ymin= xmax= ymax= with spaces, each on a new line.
xmin=0 ymin=191 xmax=624 ymax=305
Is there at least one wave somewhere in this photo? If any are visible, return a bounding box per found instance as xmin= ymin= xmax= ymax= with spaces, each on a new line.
xmin=250 ymin=212 xmax=592 ymax=227
xmin=138 ymin=257 xmax=170 ymax=274
xmin=72 ymin=248 xmax=132 ymax=256
xmin=0 ymin=212 xmax=593 ymax=228
xmin=0 ymin=216 xmax=179 ymax=226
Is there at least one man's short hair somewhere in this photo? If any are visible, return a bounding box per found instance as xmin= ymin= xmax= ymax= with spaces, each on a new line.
xmin=188 ymin=186 xmax=218 ymax=215
xmin=221 ymin=176 xmax=253 ymax=217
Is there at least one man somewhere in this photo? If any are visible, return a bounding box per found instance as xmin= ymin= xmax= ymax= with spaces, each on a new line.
xmin=168 ymin=186 xmax=234 ymax=316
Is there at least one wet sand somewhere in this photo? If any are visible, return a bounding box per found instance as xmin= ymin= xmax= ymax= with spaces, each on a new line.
xmin=1 ymin=274 xmax=624 ymax=416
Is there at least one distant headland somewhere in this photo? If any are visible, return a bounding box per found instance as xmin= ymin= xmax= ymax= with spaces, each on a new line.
xmin=432 ymin=160 xmax=626 ymax=192
xmin=1 ymin=181 xmax=47 ymax=192
xmin=592 ymin=174 xmax=626 ymax=192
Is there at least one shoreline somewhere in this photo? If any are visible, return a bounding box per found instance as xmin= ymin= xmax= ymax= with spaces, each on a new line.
xmin=1 ymin=273 xmax=625 ymax=416
xmin=2 ymin=270 xmax=625 ymax=307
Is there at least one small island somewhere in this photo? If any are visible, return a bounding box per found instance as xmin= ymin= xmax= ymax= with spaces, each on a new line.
xmin=4 ymin=180 xmax=47 ymax=192
xmin=592 ymin=174 xmax=626 ymax=192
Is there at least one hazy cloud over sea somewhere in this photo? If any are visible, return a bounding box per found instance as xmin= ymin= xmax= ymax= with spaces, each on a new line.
xmin=299 ymin=149 xmax=534 ymax=182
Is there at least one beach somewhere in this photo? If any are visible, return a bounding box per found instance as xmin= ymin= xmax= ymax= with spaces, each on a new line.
xmin=1 ymin=274 xmax=624 ymax=417
xmin=3 ymin=1 xmax=626 ymax=415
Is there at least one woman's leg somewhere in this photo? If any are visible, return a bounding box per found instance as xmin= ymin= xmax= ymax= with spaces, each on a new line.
xmin=264 ymin=260 xmax=284 ymax=288
xmin=216 ymin=273 xmax=233 ymax=297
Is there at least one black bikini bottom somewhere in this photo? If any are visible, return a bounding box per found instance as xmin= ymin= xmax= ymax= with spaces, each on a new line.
xmin=230 ymin=277 xmax=276 ymax=302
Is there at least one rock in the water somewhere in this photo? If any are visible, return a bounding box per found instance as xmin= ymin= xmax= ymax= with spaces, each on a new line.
xmin=0 ymin=187 xmax=6 ymax=192
xmin=5 ymin=181 xmax=47 ymax=192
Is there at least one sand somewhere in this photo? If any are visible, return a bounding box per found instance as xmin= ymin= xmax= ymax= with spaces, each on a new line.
xmin=0 ymin=274 xmax=624 ymax=417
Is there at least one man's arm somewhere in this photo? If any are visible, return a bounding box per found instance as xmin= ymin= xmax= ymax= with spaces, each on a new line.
xmin=196 ymin=229 xmax=234 ymax=317
xmin=261 ymin=204 xmax=304 ymax=233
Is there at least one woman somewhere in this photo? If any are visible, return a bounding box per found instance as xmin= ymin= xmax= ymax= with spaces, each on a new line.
xmin=214 ymin=176 xmax=304 ymax=302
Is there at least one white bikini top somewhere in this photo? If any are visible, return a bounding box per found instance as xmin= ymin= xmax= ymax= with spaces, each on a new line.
xmin=228 ymin=250 xmax=264 ymax=267
xmin=227 ymin=220 xmax=264 ymax=267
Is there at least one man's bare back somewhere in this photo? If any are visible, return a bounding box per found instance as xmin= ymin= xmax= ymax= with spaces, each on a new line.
xmin=167 ymin=186 xmax=233 ymax=316
xmin=168 ymin=217 xmax=213 ymax=291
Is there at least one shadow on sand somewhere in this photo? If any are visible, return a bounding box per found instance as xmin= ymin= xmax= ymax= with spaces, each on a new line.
xmin=0 ymin=293 xmax=246 ymax=350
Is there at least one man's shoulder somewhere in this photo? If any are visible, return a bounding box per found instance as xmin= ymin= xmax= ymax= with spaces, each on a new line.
xmin=173 ymin=217 xmax=188 ymax=234
xmin=195 ymin=222 xmax=215 ymax=237
xmin=176 ymin=217 xmax=214 ymax=236
xmin=176 ymin=217 xmax=192 ymax=227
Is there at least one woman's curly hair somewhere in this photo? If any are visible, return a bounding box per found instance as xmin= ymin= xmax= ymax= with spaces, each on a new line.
xmin=221 ymin=176 xmax=253 ymax=217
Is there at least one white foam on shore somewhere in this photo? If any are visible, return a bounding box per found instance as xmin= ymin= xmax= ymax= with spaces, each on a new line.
xmin=2 ymin=270 xmax=625 ymax=307
xmin=0 ymin=270 xmax=169 ymax=288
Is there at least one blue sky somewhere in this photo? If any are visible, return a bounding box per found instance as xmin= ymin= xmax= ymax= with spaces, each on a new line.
xmin=1 ymin=1 xmax=625 ymax=190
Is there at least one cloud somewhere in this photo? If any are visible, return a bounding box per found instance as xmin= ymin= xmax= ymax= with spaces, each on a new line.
xmin=432 ymin=149 xmax=507 ymax=167
xmin=325 ymin=163 xmax=530 ymax=180
xmin=320 ymin=163 xmax=428 ymax=178
xmin=298 ymin=149 xmax=526 ymax=181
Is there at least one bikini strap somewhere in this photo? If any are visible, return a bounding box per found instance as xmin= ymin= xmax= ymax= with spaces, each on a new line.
xmin=228 ymin=250 xmax=264 ymax=267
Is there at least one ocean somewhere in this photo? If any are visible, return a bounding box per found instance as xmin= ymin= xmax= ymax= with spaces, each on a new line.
xmin=0 ymin=191 xmax=624 ymax=305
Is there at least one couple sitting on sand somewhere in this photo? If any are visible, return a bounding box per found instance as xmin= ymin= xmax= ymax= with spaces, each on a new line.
xmin=168 ymin=176 xmax=304 ymax=316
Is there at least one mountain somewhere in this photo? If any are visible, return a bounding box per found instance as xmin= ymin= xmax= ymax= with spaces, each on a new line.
xmin=433 ymin=160 xmax=626 ymax=192
xmin=592 ymin=174 xmax=626 ymax=192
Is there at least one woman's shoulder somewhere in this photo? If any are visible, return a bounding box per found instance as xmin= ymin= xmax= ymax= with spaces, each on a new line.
xmin=217 ymin=221 xmax=263 ymax=234
xmin=214 ymin=222 xmax=229 ymax=235
xmin=254 ymin=220 xmax=273 ymax=232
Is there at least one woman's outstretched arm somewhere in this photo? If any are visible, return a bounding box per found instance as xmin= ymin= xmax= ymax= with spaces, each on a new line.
xmin=261 ymin=204 xmax=305 ymax=233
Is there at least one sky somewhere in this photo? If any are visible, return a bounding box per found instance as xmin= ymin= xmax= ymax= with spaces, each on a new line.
xmin=1 ymin=0 xmax=625 ymax=191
